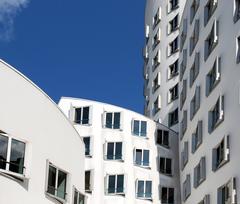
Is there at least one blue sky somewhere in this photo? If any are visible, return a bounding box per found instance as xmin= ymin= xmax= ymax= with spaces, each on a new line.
xmin=0 ymin=0 xmax=146 ymax=113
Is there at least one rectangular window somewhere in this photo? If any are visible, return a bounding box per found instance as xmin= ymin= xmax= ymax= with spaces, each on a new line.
xmin=169 ymin=37 xmax=179 ymax=55
xmin=47 ymin=163 xmax=67 ymax=201
xmin=168 ymin=84 xmax=178 ymax=103
xmin=168 ymin=60 xmax=179 ymax=79
xmin=169 ymin=0 xmax=179 ymax=12
xmin=107 ymin=174 xmax=124 ymax=194
xmin=180 ymin=19 xmax=188 ymax=51
xmin=237 ymin=36 xmax=240 ymax=63
xmin=105 ymin=112 xmax=121 ymax=129
xmin=153 ymin=8 xmax=161 ymax=28
xmin=204 ymin=0 xmax=218 ymax=25
xmin=181 ymin=141 xmax=189 ymax=170
xmin=73 ymin=188 xmax=85 ymax=204
xmin=85 ymin=170 xmax=92 ymax=193
xmin=74 ymin=107 xmax=90 ymax=125
xmin=106 ymin=142 xmax=122 ymax=160
xmin=135 ymin=149 xmax=150 ymax=167
xmin=133 ymin=120 xmax=147 ymax=137
xmin=180 ymin=49 xmax=187 ymax=80
xmin=156 ymin=129 xmax=169 ymax=147
xmin=153 ymin=96 xmax=161 ymax=114
xmin=208 ymin=95 xmax=224 ymax=133
xmin=194 ymin=157 xmax=206 ymax=188
xmin=161 ymin=187 xmax=174 ymax=204
xmin=169 ymin=15 xmax=179 ymax=34
xmin=136 ymin=180 xmax=152 ymax=199
xmin=153 ymin=73 xmax=161 ymax=92
xmin=160 ymin=157 xmax=172 ymax=175
xmin=190 ymin=19 xmax=200 ymax=55
xmin=168 ymin=108 xmax=178 ymax=127
xmin=212 ymin=135 xmax=229 ymax=171
xmin=183 ymin=174 xmax=191 ymax=201
xmin=234 ymin=0 xmax=240 ymax=22
xmin=192 ymin=121 xmax=203 ymax=153
xmin=180 ymin=79 xmax=187 ymax=110
xmin=83 ymin=137 xmax=91 ymax=156
xmin=198 ymin=195 xmax=210 ymax=204
xmin=190 ymin=52 xmax=200 ymax=87
xmin=0 ymin=133 xmax=26 ymax=175
xmin=190 ymin=0 xmax=199 ymax=24
xmin=190 ymin=86 xmax=201 ymax=120
xmin=217 ymin=178 xmax=237 ymax=204
xmin=153 ymin=28 xmax=161 ymax=49
xmin=181 ymin=110 xmax=187 ymax=138
xmin=153 ymin=51 xmax=161 ymax=70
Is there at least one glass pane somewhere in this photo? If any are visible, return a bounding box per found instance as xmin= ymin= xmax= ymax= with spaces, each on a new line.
xmin=145 ymin=181 xmax=152 ymax=198
xmin=137 ymin=180 xmax=144 ymax=197
xmin=107 ymin=143 xmax=114 ymax=160
xmin=157 ymin=130 xmax=162 ymax=145
xmin=140 ymin=121 xmax=147 ymax=136
xmin=75 ymin=108 xmax=82 ymax=124
xmin=113 ymin=113 xmax=120 ymax=129
xmin=79 ymin=193 xmax=85 ymax=204
xmin=135 ymin=149 xmax=142 ymax=165
xmin=160 ymin=158 xmax=165 ymax=173
xmin=115 ymin=142 xmax=122 ymax=160
xmin=85 ymin=171 xmax=91 ymax=191
xmin=161 ymin=187 xmax=168 ymax=202
xmin=106 ymin=113 xmax=113 ymax=128
xmin=0 ymin=134 xmax=8 ymax=170
xmin=47 ymin=165 xmax=56 ymax=196
xmin=117 ymin=175 xmax=124 ymax=193
xmin=82 ymin=107 xmax=89 ymax=124
xmin=83 ymin=137 xmax=90 ymax=156
xmin=163 ymin=131 xmax=169 ymax=146
xmin=169 ymin=188 xmax=174 ymax=203
xmin=108 ymin=175 xmax=116 ymax=193
xmin=143 ymin=150 xmax=149 ymax=166
xmin=57 ymin=170 xmax=67 ymax=199
xmin=9 ymin=139 xmax=25 ymax=174
xmin=166 ymin=158 xmax=172 ymax=175
xmin=133 ymin=120 xmax=139 ymax=135
xmin=74 ymin=190 xmax=78 ymax=204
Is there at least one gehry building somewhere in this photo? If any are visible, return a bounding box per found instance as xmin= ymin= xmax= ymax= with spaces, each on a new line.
xmin=58 ymin=97 xmax=181 ymax=204
xmin=0 ymin=60 xmax=85 ymax=204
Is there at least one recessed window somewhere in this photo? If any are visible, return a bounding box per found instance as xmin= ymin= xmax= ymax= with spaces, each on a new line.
xmin=204 ymin=0 xmax=218 ymax=25
xmin=0 ymin=133 xmax=26 ymax=175
xmin=181 ymin=110 xmax=187 ymax=139
xmin=83 ymin=137 xmax=91 ymax=156
xmin=181 ymin=141 xmax=189 ymax=170
xmin=153 ymin=73 xmax=161 ymax=92
xmin=153 ymin=51 xmax=161 ymax=70
xmin=180 ymin=19 xmax=188 ymax=51
xmin=190 ymin=0 xmax=199 ymax=24
xmin=168 ymin=37 xmax=179 ymax=56
xmin=168 ymin=15 xmax=179 ymax=34
xmin=143 ymin=45 xmax=149 ymax=62
xmin=180 ymin=79 xmax=187 ymax=110
xmin=134 ymin=149 xmax=150 ymax=167
xmin=217 ymin=178 xmax=237 ymax=204
xmin=85 ymin=170 xmax=93 ymax=193
xmin=183 ymin=174 xmax=191 ymax=201
xmin=73 ymin=188 xmax=85 ymax=204
xmin=190 ymin=86 xmax=201 ymax=120
xmin=153 ymin=8 xmax=161 ymax=28
xmin=168 ymin=84 xmax=179 ymax=103
xmin=168 ymin=108 xmax=178 ymax=127
xmin=133 ymin=120 xmax=147 ymax=137
xmin=160 ymin=157 xmax=172 ymax=175
xmin=104 ymin=112 xmax=121 ymax=129
xmin=153 ymin=96 xmax=161 ymax=114
xmin=194 ymin=157 xmax=206 ymax=188
xmin=136 ymin=180 xmax=152 ymax=199
xmin=106 ymin=174 xmax=124 ymax=195
xmin=156 ymin=129 xmax=169 ymax=147
xmin=190 ymin=19 xmax=200 ymax=55
xmin=74 ymin=106 xmax=90 ymax=125
xmin=168 ymin=60 xmax=179 ymax=79
xmin=169 ymin=0 xmax=179 ymax=12
xmin=212 ymin=135 xmax=229 ymax=171
xmin=106 ymin=142 xmax=122 ymax=160
xmin=198 ymin=195 xmax=210 ymax=204
xmin=236 ymin=36 xmax=240 ymax=63
xmin=180 ymin=49 xmax=187 ymax=80
xmin=161 ymin=187 xmax=174 ymax=204
xmin=190 ymin=52 xmax=200 ymax=87
xmin=46 ymin=162 xmax=67 ymax=201
xmin=234 ymin=0 xmax=240 ymax=22
xmin=145 ymin=25 xmax=150 ymax=41
xmin=192 ymin=121 xmax=203 ymax=153
xmin=153 ymin=28 xmax=161 ymax=49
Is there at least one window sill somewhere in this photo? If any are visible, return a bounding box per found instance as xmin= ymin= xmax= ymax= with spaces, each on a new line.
xmin=214 ymin=159 xmax=229 ymax=172
xmin=168 ymin=26 xmax=179 ymax=36
xmin=168 ymin=5 xmax=179 ymax=14
xmin=152 ymin=41 xmax=160 ymax=50
xmin=134 ymin=164 xmax=151 ymax=170
xmin=0 ymin=169 xmax=28 ymax=182
xmin=194 ymin=177 xmax=206 ymax=188
xmin=160 ymin=172 xmax=173 ymax=177
xmin=136 ymin=196 xmax=152 ymax=201
xmin=168 ymin=96 xmax=179 ymax=104
xmin=132 ymin=134 xmax=149 ymax=139
xmin=156 ymin=144 xmax=170 ymax=149
xmin=74 ymin=123 xmax=91 ymax=127
xmin=104 ymin=158 xmax=124 ymax=162
xmin=153 ymin=20 xmax=160 ymax=30
xmin=85 ymin=189 xmax=93 ymax=194
xmin=85 ymin=155 xmax=92 ymax=158
xmin=168 ymin=72 xmax=179 ymax=80
xmin=169 ymin=49 xmax=179 ymax=57
xmin=209 ymin=117 xmax=224 ymax=134
xmin=206 ymin=80 xmax=220 ymax=97
xmin=105 ymin=192 xmax=125 ymax=196
xmin=45 ymin=192 xmax=66 ymax=204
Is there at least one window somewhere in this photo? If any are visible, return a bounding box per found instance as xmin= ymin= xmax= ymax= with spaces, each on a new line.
xmin=217 ymin=178 xmax=237 ymax=204
xmin=181 ymin=141 xmax=188 ymax=170
xmin=208 ymin=95 xmax=224 ymax=133
xmin=183 ymin=174 xmax=191 ymax=201
xmin=0 ymin=133 xmax=26 ymax=175
xmin=180 ymin=79 xmax=187 ymax=110
xmin=190 ymin=0 xmax=199 ymax=24
xmin=237 ymin=36 xmax=240 ymax=63
xmin=143 ymin=45 xmax=149 ymax=62
xmin=73 ymin=188 xmax=85 ymax=204
xmin=156 ymin=129 xmax=169 ymax=147
xmin=168 ymin=108 xmax=178 ymax=127
xmin=106 ymin=174 xmax=124 ymax=195
xmin=168 ymin=37 xmax=179 ymax=56
xmin=168 ymin=15 xmax=179 ymax=34
xmin=181 ymin=110 xmax=187 ymax=138
xmin=190 ymin=19 xmax=200 ymax=55
xmin=206 ymin=57 xmax=221 ymax=96
xmin=194 ymin=157 xmax=206 ymax=188
xmin=136 ymin=180 xmax=152 ymax=199
xmin=83 ymin=137 xmax=91 ymax=156
xmin=153 ymin=73 xmax=161 ymax=92
xmin=134 ymin=149 xmax=150 ymax=167
xmin=161 ymin=187 xmax=174 ymax=204
xmin=74 ymin=106 xmax=90 ymax=125
xmin=153 ymin=96 xmax=161 ymax=114
xmin=212 ymin=135 xmax=229 ymax=171
xmin=234 ymin=0 xmax=240 ymax=22
xmin=198 ymin=195 xmax=210 ymax=204
xmin=190 ymin=86 xmax=201 ymax=120
xmin=205 ymin=19 xmax=218 ymax=60
xmin=153 ymin=8 xmax=161 ymax=28
xmin=85 ymin=170 xmax=93 ymax=193
xmin=46 ymin=162 xmax=67 ymax=201
xmin=133 ymin=120 xmax=147 ymax=137
xmin=192 ymin=121 xmax=203 ymax=153
xmin=104 ymin=112 xmax=121 ymax=129
xmin=153 ymin=51 xmax=161 ymax=70
xmin=105 ymin=142 xmax=122 ymax=160
xmin=168 ymin=60 xmax=178 ymax=79
xmin=169 ymin=0 xmax=179 ymax=12
xmin=204 ymin=0 xmax=218 ymax=25
xmin=160 ymin=157 xmax=172 ymax=175
xmin=168 ymin=84 xmax=178 ymax=103
xmin=190 ymin=52 xmax=200 ymax=87
xmin=145 ymin=25 xmax=150 ymax=41
xmin=153 ymin=28 xmax=161 ymax=49
xmin=180 ymin=49 xmax=187 ymax=80
xmin=180 ymin=19 xmax=188 ymax=51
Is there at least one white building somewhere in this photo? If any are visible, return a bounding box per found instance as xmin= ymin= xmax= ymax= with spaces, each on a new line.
xmin=0 ymin=60 xmax=85 ymax=204
xmin=179 ymin=0 xmax=240 ymax=203
xmin=58 ymin=97 xmax=181 ymax=204
xmin=143 ymin=0 xmax=187 ymax=132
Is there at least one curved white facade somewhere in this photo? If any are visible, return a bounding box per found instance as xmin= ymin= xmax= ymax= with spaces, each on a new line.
xmin=59 ymin=98 xmax=181 ymax=204
xmin=0 ymin=60 xmax=85 ymax=204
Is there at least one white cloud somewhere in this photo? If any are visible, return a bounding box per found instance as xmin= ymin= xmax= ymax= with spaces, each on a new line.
xmin=0 ymin=0 xmax=29 ymax=41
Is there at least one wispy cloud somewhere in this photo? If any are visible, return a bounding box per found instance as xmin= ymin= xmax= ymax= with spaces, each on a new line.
xmin=0 ymin=0 xmax=29 ymax=41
